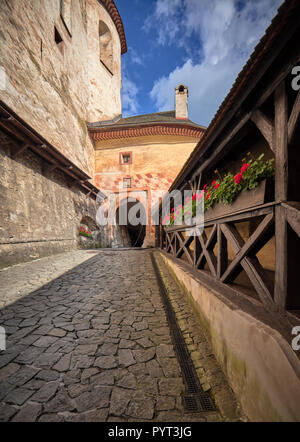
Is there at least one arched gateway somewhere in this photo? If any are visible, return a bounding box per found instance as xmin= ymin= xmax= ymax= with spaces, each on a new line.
xmin=115 ymin=198 xmax=147 ymax=247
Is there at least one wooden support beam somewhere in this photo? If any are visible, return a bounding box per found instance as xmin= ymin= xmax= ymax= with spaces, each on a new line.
xmin=191 ymin=113 xmax=252 ymax=182
xmin=195 ymin=225 xmax=217 ymax=270
xmin=288 ymin=89 xmax=300 ymax=145
xmin=166 ymin=232 xmax=175 ymax=255
xmin=285 ymin=203 xmax=300 ymax=238
xmin=11 ymin=143 xmax=29 ymax=159
xmin=0 ymin=119 xmax=31 ymax=144
xmin=45 ymin=163 xmax=58 ymax=174
xmin=188 ymin=180 xmax=195 ymax=193
xmin=197 ymin=172 xmax=202 ymax=190
xmin=274 ymin=205 xmax=288 ymax=311
xmin=66 ymin=176 xmax=78 ymax=190
xmin=194 ymin=236 xmax=201 ymax=268
xmin=217 ymin=224 xmax=228 ymax=279
xmin=197 ymin=229 xmax=217 ymax=277
xmin=251 ymin=109 xmax=275 ymax=151
xmin=221 ymin=213 xmax=274 ymax=284
xmin=274 ymin=81 xmax=288 ymax=201
xmin=221 ymin=223 xmax=274 ymax=309
xmin=175 ymin=231 xmax=193 ymax=265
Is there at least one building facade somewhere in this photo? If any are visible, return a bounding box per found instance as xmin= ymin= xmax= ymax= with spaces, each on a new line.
xmin=89 ymin=86 xmax=205 ymax=247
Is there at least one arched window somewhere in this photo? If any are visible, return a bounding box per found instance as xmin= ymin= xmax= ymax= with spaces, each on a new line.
xmin=99 ymin=21 xmax=113 ymax=74
xmin=60 ymin=0 xmax=72 ymax=36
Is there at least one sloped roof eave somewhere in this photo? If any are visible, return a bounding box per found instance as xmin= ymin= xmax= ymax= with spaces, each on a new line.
xmin=89 ymin=122 xmax=205 ymax=141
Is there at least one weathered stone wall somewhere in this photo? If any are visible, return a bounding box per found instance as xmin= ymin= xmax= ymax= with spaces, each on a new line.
xmin=0 ymin=133 xmax=98 ymax=268
xmin=87 ymin=0 xmax=122 ymax=123
xmin=0 ymin=0 xmax=122 ymax=177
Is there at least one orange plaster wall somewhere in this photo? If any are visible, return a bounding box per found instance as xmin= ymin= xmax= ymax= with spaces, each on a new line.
xmin=94 ymin=135 xmax=201 ymax=193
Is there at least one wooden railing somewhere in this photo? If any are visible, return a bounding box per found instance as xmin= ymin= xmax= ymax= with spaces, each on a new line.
xmin=158 ymin=70 xmax=300 ymax=314
xmin=160 ymin=202 xmax=278 ymax=311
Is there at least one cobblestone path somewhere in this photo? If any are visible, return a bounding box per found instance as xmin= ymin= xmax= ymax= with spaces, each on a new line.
xmin=0 ymin=250 xmax=244 ymax=422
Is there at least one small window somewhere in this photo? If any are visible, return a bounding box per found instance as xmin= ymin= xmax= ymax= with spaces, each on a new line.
xmin=120 ymin=152 xmax=132 ymax=165
xmin=60 ymin=0 xmax=72 ymax=36
xmin=99 ymin=21 xmax=113 ymax=74
xmin=123 ymin=177 xmax=132 ymax=189
xmin=54 ymin=27 xmax=64 ymax=54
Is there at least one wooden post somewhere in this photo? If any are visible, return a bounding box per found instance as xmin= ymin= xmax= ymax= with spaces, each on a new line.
xmin=157 ymin=197 xmax=162 ymax=248
xmin=217 ymin=224 xmax=227 ymax=279
xmin=274 ymin=80 xmax=288 ymax=311
xmin=274 ymin=205 xmax=288 ymax=311
xmin=274 ymin=80 xmax=288 ymax=201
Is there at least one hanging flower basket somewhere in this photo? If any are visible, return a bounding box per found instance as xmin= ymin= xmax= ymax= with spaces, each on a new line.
xmin=79 ymin=226 xmax=93 ymax=238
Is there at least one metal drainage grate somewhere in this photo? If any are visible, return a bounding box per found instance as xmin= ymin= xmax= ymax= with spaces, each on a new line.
xmin=183 ymin=394 xmax=216 ymax=413
xmin=151 ymin=253 xmax=217 ymax=413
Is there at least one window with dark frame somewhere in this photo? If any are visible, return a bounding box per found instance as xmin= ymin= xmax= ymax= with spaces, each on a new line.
xmin=99 ymin=21 xmax=113 ymax=74
xmin=123 ymin=177 xmax=132 ymax=189
xmin=120 ymin=152 xmax=132 ymax=165
xmin=60 ymin=0 xmax=72 ymax=36
xmin=121 ymin=153 xmax=131 ymax=165
xmin=54 ymin=27 xmax=64 ymax=55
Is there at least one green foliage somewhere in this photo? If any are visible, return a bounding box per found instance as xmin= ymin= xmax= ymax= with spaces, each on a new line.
xmin=165 ymin=154 xmax=275 ymax=226
xmin=204 ymin=153 xmax=274 ymax=210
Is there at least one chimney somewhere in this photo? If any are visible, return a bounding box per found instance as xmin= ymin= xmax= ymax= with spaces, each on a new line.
xmin=175 ymin=84 xmax=188 ymax=119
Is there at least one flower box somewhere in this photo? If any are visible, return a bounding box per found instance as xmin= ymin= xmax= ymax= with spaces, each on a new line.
xmin=204 ymin=178 xmax=273 ymax=222
xmin=163 ymin=154 xmax=275 ymax=228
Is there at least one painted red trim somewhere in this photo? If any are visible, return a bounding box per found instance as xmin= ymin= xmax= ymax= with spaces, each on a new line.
xmin=90 ymin=125 xmax=204 ymax=141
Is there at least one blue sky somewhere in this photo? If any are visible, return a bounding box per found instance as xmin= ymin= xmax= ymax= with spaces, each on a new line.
xmin=115 ymin=0 xmax=283 ymax=127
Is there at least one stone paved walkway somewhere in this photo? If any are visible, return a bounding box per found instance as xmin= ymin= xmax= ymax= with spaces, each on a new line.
xmin=0 ymin=250 xmax=244 ymax=422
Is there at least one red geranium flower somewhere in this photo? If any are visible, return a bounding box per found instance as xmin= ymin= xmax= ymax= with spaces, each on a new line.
xmin=235 ymin=173 xmax=243 ymax=185
xmin=215 ymin=183 xmax=220 ymax=189
xmin=203 ymin=184 xmax=208 ymax=190
xmin=212 ymin=180 xmax=216 ymax=186
xmin=241 ymin=163 xmax=250 ymax=174
xmin=206 ymin=193 xmax=211 ymax=200
xmin=192 ymin=194 xmax=197 ymax=201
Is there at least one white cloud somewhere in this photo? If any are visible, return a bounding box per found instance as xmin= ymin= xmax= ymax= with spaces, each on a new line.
xmin=121 ymin=47 xmax=144 ymax=117
xmin=121 ymin=71 xmax=140 ymax=116
xmin=128 ymin=47 xmax=144 ymax=66
xmin=148 ymin=0 xmax=283 ymax=126
xmin=143 ymin=0 xmax=182 ymax=45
